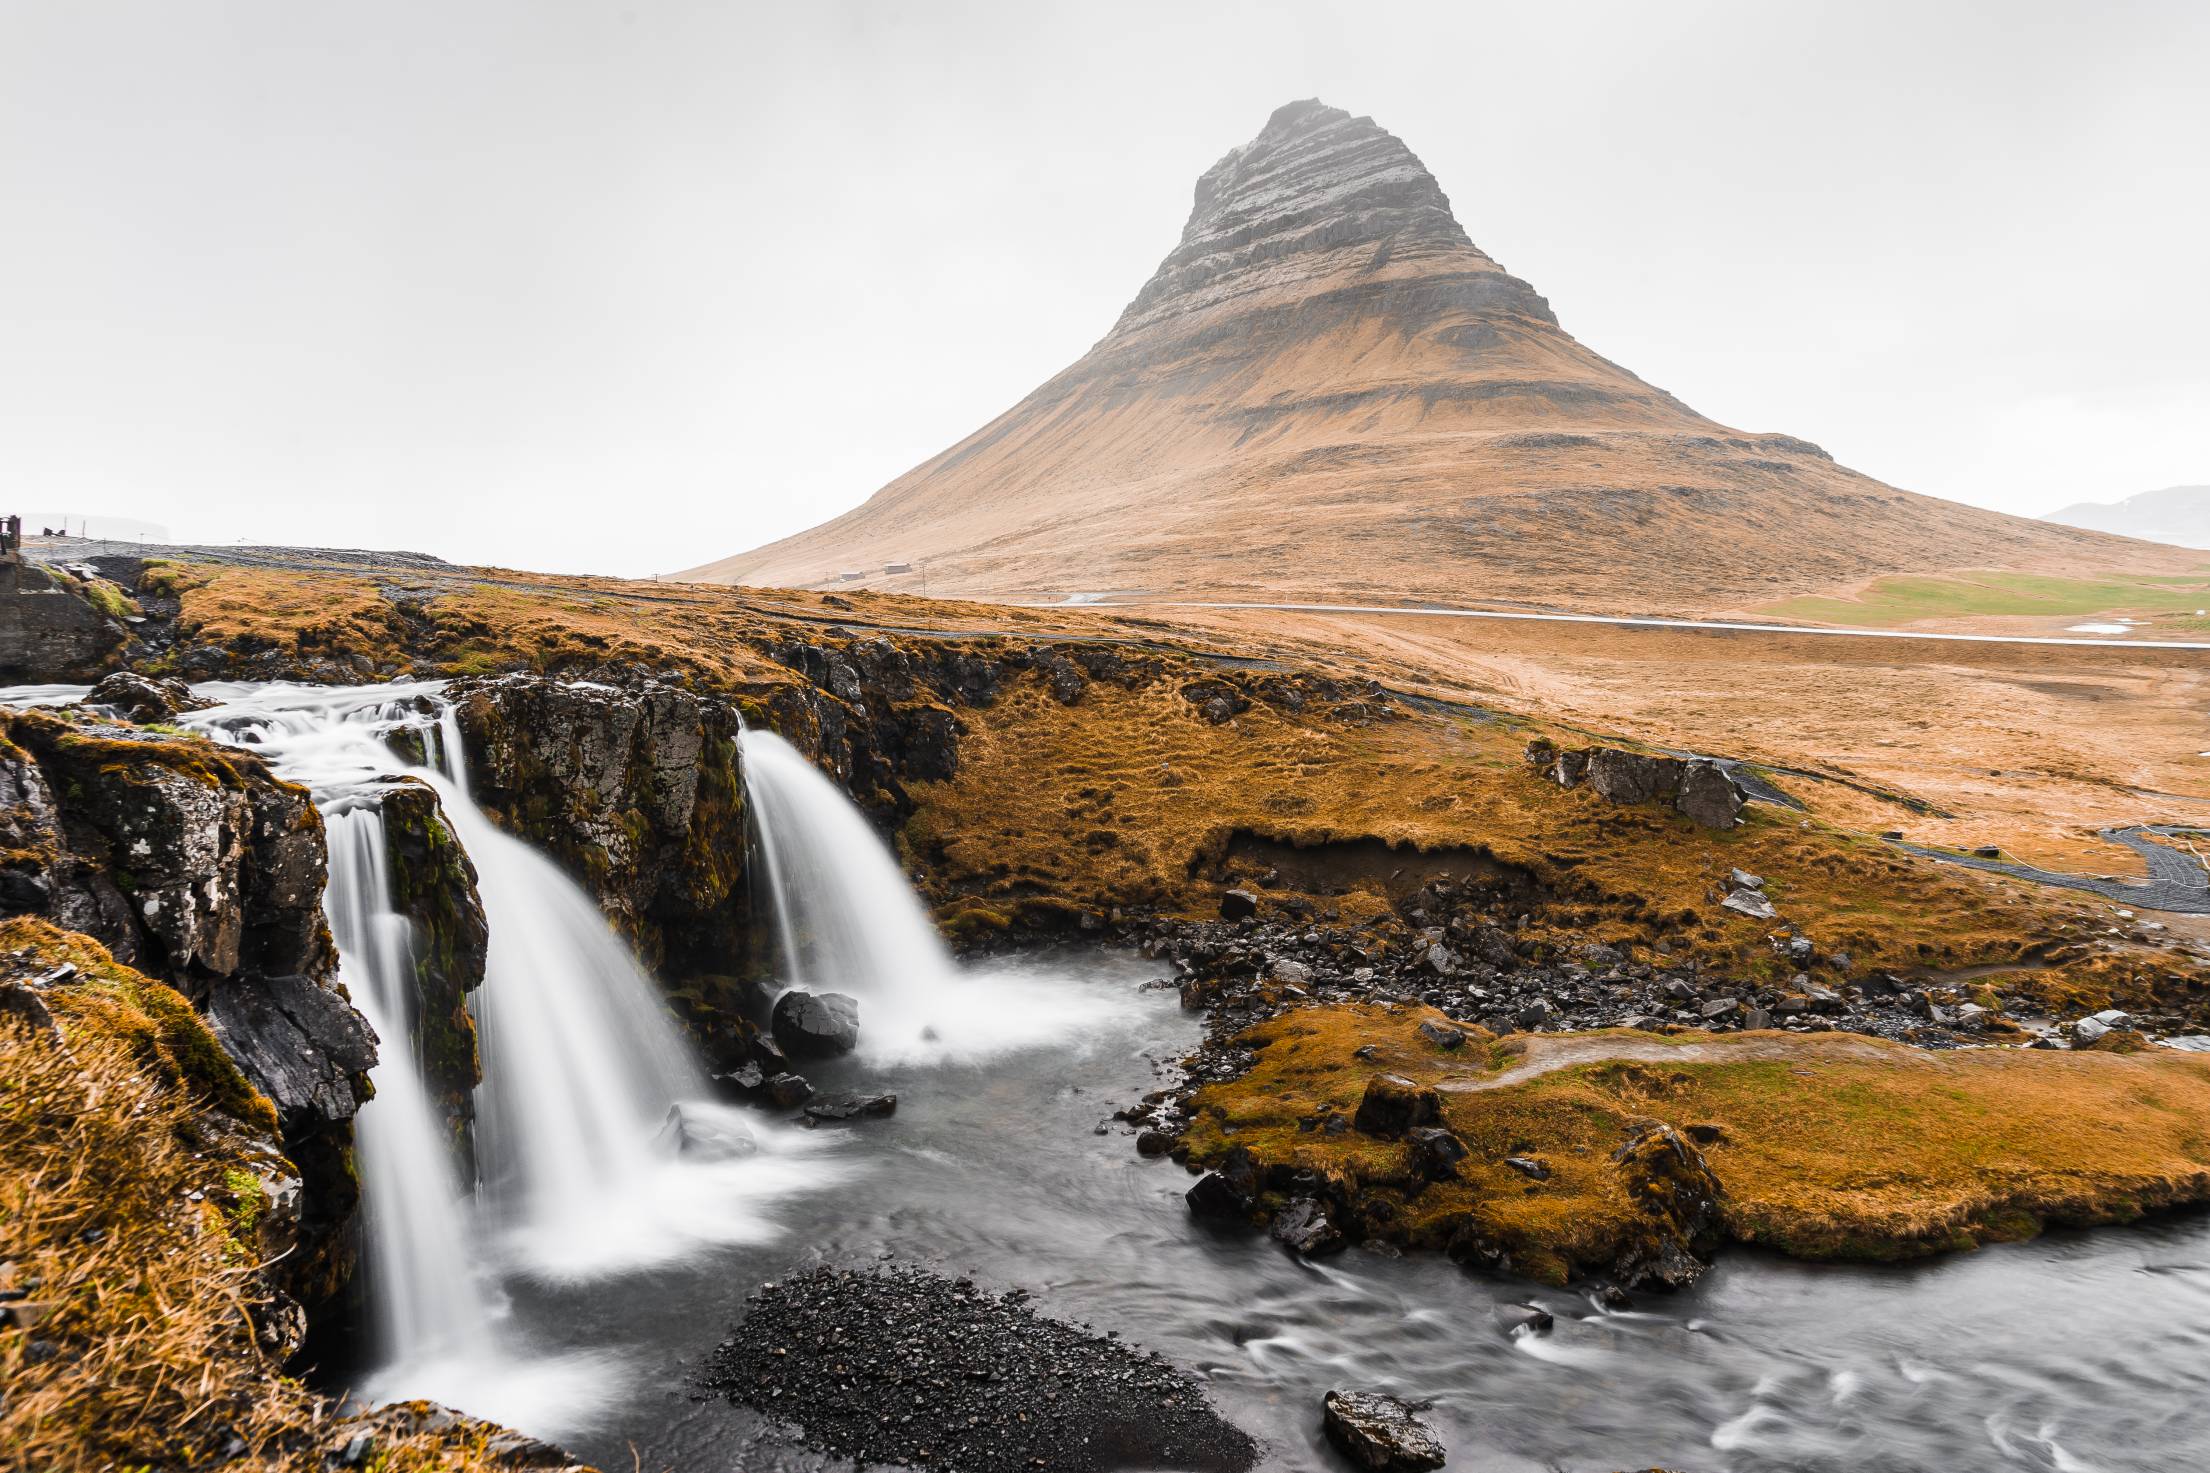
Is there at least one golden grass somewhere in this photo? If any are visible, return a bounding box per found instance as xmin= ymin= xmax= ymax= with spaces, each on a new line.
xmin=1184 ymin=1004 xmax=2210 ymax=1281
xmin=902 ymin=676 xmax=2198 ymax=1012
xmin=140 ymin=557 xmax=2210 ymax=1014
xmin=0 ymin=923 xmax=593 ymax=1472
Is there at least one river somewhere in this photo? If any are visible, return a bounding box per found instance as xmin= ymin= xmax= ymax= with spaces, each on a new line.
xmin=463 ymin=953 xmax=2209 ymax=1473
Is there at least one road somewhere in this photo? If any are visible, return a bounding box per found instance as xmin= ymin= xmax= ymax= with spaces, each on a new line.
xmin=1141 ymin=600 xmax=2210 ymax=651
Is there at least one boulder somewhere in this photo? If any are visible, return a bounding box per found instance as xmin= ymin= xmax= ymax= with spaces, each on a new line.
xmin=1320 ymin=1389 xmax=1447 ymax=1472
xmin=2073 ymin=1015 xmax=2112 ymax=1046
xmin=1727 ymin=868 xmax=1765 ymax=892
xmin=771 ymin=988 xmax=860 ymax=1059
xmin=1407 ymin=1126 xmax=1469 ymax=1180
xmin=1271 ymin=1198 xmax=1346 ymax=1257
xmin=1675 ymin=759 xmax=1746 ymax=829
xmin=1186 ymin=1170 xmax=1251 ymax=1220
xmin=1415 ymin=1019 xmax=1466 ymax=1050
xmin=80 ymin=672 xmax=211 ymax=724
xmin=1352 ymin=1074 xmax=1443 ymax=1139
xmin=1219 ymin=888 xmax=1260 ymax=920
xmin=1501 ymin=1155 xmax=1550 ymax=1182
xmin=1606 ymin=1122 xmax=1725 ymax=1289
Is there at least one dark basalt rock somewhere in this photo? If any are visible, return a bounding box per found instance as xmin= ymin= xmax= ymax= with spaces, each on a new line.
xmin=1270 ymin=1197 xmax=1345 ymax=1256
xmin=81 ymin=671 xmax=211 ymax=724
xmin=1320 ymin=1388 xmax=1447 ymax=1472
xmin=374 ymin=778 xmax=488 ymax=1155
xmin=766 ymin=1071 xmax=815 ymax=1108
xmin=1219 ymin=887 xmax=1260 ymax=920
xmin=203 ymin=971 xmax=376 ymax=1129
xmin=803 ymin=1090 xmax=897 ymax=1123
xmin=1408 ymin=1127 xmax=1470 ymax=1180
xmin=1352 ymin=1073 xmax=1442 ymax=1138
xmin=771 ymin=988 xmax=859 ymax=1059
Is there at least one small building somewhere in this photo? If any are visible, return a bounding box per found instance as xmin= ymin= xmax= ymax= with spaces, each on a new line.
xmin=837 ymin=570 xmax=867 ymax=582
xmin=883 ymin=562 xmax=913 ymax=575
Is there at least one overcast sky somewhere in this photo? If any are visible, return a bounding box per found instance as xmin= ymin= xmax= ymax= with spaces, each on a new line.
xmin=3 ymin=0 xmax=2204 ymax=575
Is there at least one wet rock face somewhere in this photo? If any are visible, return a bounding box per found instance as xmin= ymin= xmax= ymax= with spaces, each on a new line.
xmin=374 ymin=778 xmax=489 ymax=1152
xmin=1320 ymin=1388 xmax=1447 ymax=1472
xmin=0 ymin=710 xmax=336 ymax=994
xmin=0 ymin=709 xmax=371 ymax=1305
xmin=450 ymin=675 xmax=751 ymax=999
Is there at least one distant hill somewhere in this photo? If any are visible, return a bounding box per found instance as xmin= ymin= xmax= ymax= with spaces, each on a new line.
xmin=683 ymin=100 xmax=2181 ymax=612
xmin=2045 ymin=486 xmax=2210 ymax=550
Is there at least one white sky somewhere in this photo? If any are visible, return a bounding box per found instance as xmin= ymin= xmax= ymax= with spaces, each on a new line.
xmin=2 ymin=0 xmax=2204 ymax=576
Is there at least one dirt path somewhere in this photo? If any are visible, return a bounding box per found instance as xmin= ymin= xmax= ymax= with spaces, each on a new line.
xmin=1438 ymin=1031 xmax=1908 ymax=1094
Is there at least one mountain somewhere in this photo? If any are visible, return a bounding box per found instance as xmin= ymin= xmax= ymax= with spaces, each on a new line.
xmin=2045 ymin=486 xmax=2210 ymax=550
xmin=683 ymin=100 xmax=2175 ymax=611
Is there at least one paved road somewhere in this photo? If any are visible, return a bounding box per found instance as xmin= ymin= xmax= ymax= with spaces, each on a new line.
xmin=1894 ymin=826 xmax=2210 ymax=915
xmin=1144 ymin=600 xmax=2210 ymax=651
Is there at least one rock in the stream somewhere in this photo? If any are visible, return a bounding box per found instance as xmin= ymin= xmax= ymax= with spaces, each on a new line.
xmin=653 ymin=1104 xmax=758 ymax=1161
xmin=1352 ymin=1073 xmax=1442 ymax=1138
xmin=1270 ymin=1198 xmax=1345 ymax=1257
xmin=765 ymin=1071 xmax=815 ymax=1108
xmin=1320 ymin=1388 xmax=1447 ymax=1472
xmin=803 ymin=1090 xmax=897 ymax=1123
xmin=1493 ymin=1303 xmax=1554 ymax=1337
xmin=771 ymin=988 xmax=860 ymax=1058
xmin=80 ymin=671 xmax=211 ymax=724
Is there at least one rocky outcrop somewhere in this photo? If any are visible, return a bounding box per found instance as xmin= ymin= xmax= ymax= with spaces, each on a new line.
xmin=0 ymin=560 xmax=129 ymax=681
xmin=0 ymin=709 xmax=369 ymax=1303
xmin=375 ymin=777 xmax=489 ymax=1152
xmin=1527 ymin=738 xmax=1747 ymax=829
xmin=449 ymin=675 xmax=751 ymax=998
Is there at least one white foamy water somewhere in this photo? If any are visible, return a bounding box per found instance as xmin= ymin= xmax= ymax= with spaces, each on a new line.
xmin=171 ymin=682 xmax=846 ymax=1433
xmin=740 ymin=727 xmax=1142 ymax=1065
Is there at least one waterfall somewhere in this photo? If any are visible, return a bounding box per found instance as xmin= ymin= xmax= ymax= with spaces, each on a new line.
xmin=177 ymin=681 xmax=839 ymax=1431
xmin=323 ymin=803 xmax=495 ymax=1372
xmin=413 ymin=737 xmax=712 ymax=1276
xmin=740 ymin=728 xmax=1134 ymax=1064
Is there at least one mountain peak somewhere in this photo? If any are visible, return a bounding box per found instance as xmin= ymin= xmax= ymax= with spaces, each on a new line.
xmin=1118 ymin=99 xmax=1490 ymax=330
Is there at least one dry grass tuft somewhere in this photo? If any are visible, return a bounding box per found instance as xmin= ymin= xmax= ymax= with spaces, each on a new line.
xmin=0 ymin=925 xmax=594 ymax=1473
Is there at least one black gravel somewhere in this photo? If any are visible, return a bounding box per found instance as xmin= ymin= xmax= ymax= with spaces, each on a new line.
xmin=696 ymin=1264 xmax=1256 ymax=1473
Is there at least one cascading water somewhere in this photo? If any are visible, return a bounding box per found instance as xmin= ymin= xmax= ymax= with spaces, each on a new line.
xmin=322 ymin=803 xmax=494 ymax=1377
xmin=172 ymin=682 xmax=841 ymax=1431
xmin=740 ymin=728 xmax=1137 ymax=1063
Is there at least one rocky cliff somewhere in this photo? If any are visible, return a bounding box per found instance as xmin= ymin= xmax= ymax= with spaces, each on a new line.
xmin=684 ymin=99 xmax=2171 ymax=612
xmin=0 ymin=707 xmax=373 ymax=1304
